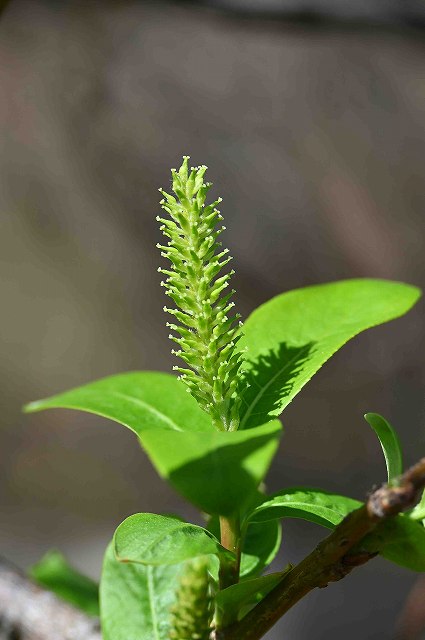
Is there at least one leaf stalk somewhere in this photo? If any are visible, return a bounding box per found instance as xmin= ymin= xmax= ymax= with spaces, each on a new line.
xmin=218 ymin=515 xmax=241 ymax=592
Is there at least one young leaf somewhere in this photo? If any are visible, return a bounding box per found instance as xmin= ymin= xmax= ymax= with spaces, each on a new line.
xmin=364 ymin=413 xmax=403 ymax=482
xmin=215 ymin=571 xmax=289 ymax=626
xmin=361 ymin=516 xmax=425 ymax=572
xmin=114 ymin=514 xmax=232 ymax=566
xmin=30 ymin=550 xmax=99 ymax=616
xmin=249 ymin=488 xmax=361 ymax=528
xmin=24 ymin=371 xmax=282 ymax=515
xmin=250 ymin=488 xmax=425 ymax=572
xmin=139 ymin=419 xmax=283 ymax=515
xmin=101 ymin=542 xmax=184 ymax=640
xmin=24 ymin=371 xmax=213 ymax=435
xmin=409 ymin=489 xmax=425 ymax=522
xmin=239 ymin=279 xmax=421 ymax=428
xmin=240 ymin=519 xmax=282 ymax=578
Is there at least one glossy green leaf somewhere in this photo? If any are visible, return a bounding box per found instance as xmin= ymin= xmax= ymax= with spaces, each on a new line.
xmin=215 ymin=571 xmax=289 ymax=626
xmin=364 ymin=413 xmax=403 ymax=481
xmin=30 ymin=550 xmax=99 ymax=616
xmin=114 ymin=514 xmax=231 ymax=566
xmin=251 ymin=488 xmax=425 ymax=572
xmin=139 ymin=420 xmax=282 ymax=515
xmin=100 ymin=542 xmax=183 ymax=640
xmin=361 ymin=516 xmax=425 ymax=572
xmin=208 ymin=516 xmax=282 ymax=578
xmin=240 ymin=519 xmax=282 ymax=578
xmin=24 ymin=371 xmax=213 ymax=435
xmin=239 ymin=280 xmax=420 ymax=428
xmin=24 ymin=372 xmax=282 ymax=515
xmin=250 ymin=488 xmax=361 ymax=528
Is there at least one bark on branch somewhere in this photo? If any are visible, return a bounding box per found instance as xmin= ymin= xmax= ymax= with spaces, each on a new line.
xmin=0 ymin=557 xmax=101 ymax=640
xmin=219 ymin=457 xmax=425 ymax=640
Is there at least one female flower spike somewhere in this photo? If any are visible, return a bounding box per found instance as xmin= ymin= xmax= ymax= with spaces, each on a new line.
xmin=157 ymin=157 xmax=243 ymax=432
xmin=169 ymin=560 xmax=212 ymax=640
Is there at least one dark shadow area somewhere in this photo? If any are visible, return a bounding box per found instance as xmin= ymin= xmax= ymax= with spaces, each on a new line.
xmin=166 ymin=429 xmax=281 ymax=515
xmin=170 ymin=0 xmax=425 ymax=31
xmin=239 ymin=342 xmax=316 ymax=429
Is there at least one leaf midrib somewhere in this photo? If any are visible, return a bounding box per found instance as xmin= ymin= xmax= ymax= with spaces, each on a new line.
xmin=117 ymin=521 xmax=220 ymax=564
xmin=253 ymin=500 xmax=358 ymax=525
xmin=112 ymin=391 xmax=184 ymax=432
xmin=147 ymin=566 xmax=160 ymax=640
xmin=240 ymin=344 xmax=312 ymax=429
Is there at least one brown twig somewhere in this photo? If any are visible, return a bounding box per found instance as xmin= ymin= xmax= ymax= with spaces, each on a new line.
xmin=219 ymin=457 xmax=425 ymax=640
xmin=0 ymin=557 xmax=101 ymax=640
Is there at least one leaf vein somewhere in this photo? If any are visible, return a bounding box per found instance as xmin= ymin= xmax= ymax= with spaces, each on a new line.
xmin=147 ymin=566 xmax=160 ymax=640
xmin=112 ymin=391 xmax=184 ymax=432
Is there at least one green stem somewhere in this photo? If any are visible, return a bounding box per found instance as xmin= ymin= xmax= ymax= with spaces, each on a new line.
xmin=218 ymin=516 xmax=241 ymax=591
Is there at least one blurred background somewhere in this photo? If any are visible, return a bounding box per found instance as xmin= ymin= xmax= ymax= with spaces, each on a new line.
xmin=1 ymin=1 xmax=425 ymax=637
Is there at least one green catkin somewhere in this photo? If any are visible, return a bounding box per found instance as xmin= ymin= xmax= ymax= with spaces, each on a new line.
xmin=157 ymin=157 xmax=243 ymax=432
xmin=169 ymin=560 xmax=213 ymax=640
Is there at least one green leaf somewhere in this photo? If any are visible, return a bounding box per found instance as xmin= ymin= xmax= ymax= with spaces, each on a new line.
xmin=24 ymin=372 xmax=282 ymax=515
xmin=114 ymin=514 xmax=232 ymax=566
xmin=250 ymin=488 xmax=425 ymax=572
xmin=29 ymin=550 xmax=99 ymax=616
xmin=24 ymin=371 xmax=213 ymax=435
xmin=208 ymin=516 xmax=282 ymax=578
xmin=101 ymin=542 xmax=184 ymax=640
xmin=215 ymin=571 xmax=289 ymax=626
xmin=364 ymin=413 xmax=403 ymax=482
xmin=239 ymin=279 xmax=420 ymax=428
xmin=240 ymin=519 xmax=282 ymax=578
xmin=410 ymin=489 xmax=425 ymax=522
xmin=139 ymin=420 xmax=282 ymax=515
xmin=250 ymin=488 xmax=361 ymax=528
xmin=361 ymin=516 xmax=425 ymax=572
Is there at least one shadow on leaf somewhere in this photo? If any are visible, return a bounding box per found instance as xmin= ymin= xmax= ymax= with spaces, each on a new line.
xmin=239 ymin=341 xmax=317 ymax=429
xmin=140 ymin=423 xmax=282 ymax=516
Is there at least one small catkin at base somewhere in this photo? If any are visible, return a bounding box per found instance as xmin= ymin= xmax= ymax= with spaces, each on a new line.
xmin=169 ymin=560 xmax=213 ymax=640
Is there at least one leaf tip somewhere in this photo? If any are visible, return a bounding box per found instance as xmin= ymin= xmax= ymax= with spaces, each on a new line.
xmin=364 ymin=412 xmax=383 ymax=427
xmin=22 ymin=401 xmax=41 ymax=414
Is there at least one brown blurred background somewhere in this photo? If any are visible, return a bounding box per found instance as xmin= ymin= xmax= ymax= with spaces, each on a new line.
xmin=1 ymin=1 xmax=425 ymax=638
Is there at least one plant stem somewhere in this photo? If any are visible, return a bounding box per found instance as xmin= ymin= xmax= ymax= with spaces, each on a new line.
xmin=220 ymin=457 xmax=425 ymax=640
xmin=218 ymin=516 xmax=241 ymax=590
